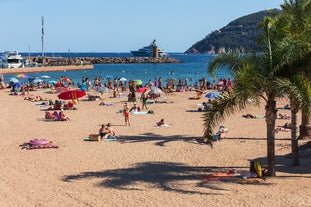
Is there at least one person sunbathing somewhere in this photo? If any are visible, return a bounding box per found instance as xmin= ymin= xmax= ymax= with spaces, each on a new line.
xmin=45 ymin=111 xmax=56 ymax=120
xmin=156 ymin=119 xmax=165 ymax=126
xmin=59 ymin=111 xmax=70 ymax=121
xmin=242 ymin=114 xmax=264 ymax=119
xmin=279 ymin=113 xmax=290 ymax=119
xmin=275 ymin=122 xmax=292 ymax=133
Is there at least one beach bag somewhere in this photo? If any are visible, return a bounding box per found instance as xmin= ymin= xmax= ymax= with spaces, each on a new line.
xmin=250 ymin=161 xmax=263 ymax=178
xmin=148 ymin=110 xmax=154 ymax=114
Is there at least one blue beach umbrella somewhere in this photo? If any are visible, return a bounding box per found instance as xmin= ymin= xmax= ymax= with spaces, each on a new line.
xmin=13 ymin=82 xmax=22 ymax=88
xmin=48 ymin=80 xmax=57 ymax=85
xmin=9 ymin=77 xmax=19 ymax=83
xmin=205 ymin=91 xmax=222 ymax=99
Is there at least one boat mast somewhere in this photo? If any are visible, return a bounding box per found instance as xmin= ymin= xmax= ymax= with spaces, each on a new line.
xmin=41 ymin=16 xmax=45 ymax=63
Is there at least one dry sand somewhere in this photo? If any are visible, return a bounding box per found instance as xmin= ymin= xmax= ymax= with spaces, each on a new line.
xmin=0 ymin=87 xmax=310 ymax=207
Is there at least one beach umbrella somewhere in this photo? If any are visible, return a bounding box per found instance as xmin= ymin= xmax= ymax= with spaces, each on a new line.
xmin=9 ymin=77 xmax=19 ymax=83
xmin=33 ymin=78 xmax=43 ymax=84
xmin=13 ymin=82 xmax=22 ymax=88
xmin=41 ymin=75 xmax=51 ymax=79
xmin=134 ymin=79 xmax=142 ymax=85
xmin=48 ymin=80 xmax=57 ymax=85
xmin=16 ymin=74 xmax=28 ymax=78
xmin=96 ymin=86 xmax=109 ymax=93
xmin=166 ymin=78 xmax=177 ymax=86
xmin=137 ymin=87 xmax=149 ymax=93
xmin=149 ymin=86 xmax=162 ymax=94
xmin=205 ymin=91 xmax=222 ymax=99
xmin=58 ymin=89 xmax=86 ymax=100
xmin=118 ymin=77 xmax=127 ymax=82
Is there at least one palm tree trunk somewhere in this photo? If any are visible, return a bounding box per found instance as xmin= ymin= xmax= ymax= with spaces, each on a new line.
xmin=290 ymin=103 xmax=300 ymax=166
xmin=299 ymin=110 xmax=311 ymax=139
xmin=265 ymin=99 xmax=277 ymax=176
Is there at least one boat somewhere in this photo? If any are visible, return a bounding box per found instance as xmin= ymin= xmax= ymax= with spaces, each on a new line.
xmin=131 ymin=39 xmax=168 ymax=57
xmin=0 ymin=51 xmax=24 ymax=68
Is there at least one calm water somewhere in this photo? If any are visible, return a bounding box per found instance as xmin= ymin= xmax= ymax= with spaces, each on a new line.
xmin=3 ymin=53 xmax=231 ymax=86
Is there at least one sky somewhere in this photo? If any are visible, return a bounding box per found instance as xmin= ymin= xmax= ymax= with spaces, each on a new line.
xmin=0 ymin=0 xmax=284 ymax=53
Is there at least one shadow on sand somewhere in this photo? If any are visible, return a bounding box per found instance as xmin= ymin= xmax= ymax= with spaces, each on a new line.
xmin=62 ymin=136 xmax=310 ymax=194
xmin=62 ymin=161 xmax=271 ymax=195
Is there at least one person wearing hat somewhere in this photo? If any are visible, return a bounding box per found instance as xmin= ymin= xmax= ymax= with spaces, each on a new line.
xmin=123 ymin=102 xmax=131 ymax=126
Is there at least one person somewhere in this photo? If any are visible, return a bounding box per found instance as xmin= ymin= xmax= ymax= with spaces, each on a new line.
xmin=123 ymin=102 xmax=131 ymax=126
xmin=283 ymin=104 xmax=291 ymax=110
xmin=59 ymin=110 xmax=70 ymax=121
xmin=103 ymin=123 xmax=116 ymax=139
xmin=156 ymin=119 xmax=165 ymax=126
xmin=242 ymin=114 xmax=264 ymax=119
xmin=279 ymin=113 xmax=290 ymax=119
xmin=129 ymin=102 xmax=138 ymax=113
xmin=141 ymin=89 xmax=148 ymax=110
xmin=275 ymin=122 xmax=292 ymax=133
xmin=99 ymin=124 xmax=107 ymax=138
xmin=45 ymin=111 xmax=56 ymax=120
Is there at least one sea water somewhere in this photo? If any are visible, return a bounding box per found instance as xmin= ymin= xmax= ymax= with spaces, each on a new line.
xmin=3 ymin=53 xmax=231 ymax=86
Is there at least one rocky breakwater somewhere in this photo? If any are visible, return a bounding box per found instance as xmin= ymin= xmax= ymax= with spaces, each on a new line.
xmin=42 ymin=57 xmax=181 ymax=66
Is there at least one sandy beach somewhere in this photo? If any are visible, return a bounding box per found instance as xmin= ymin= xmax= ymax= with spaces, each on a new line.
xmin=0 ymin=87 xmax=310 ymax=207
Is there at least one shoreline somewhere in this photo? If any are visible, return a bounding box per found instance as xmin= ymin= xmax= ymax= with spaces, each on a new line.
xmin=0 ymin=64 xmax=94 ymax=74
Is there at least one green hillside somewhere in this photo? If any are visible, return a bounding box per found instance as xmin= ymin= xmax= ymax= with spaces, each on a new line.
xmin=185 ymin=9 xmax=279 ymax=54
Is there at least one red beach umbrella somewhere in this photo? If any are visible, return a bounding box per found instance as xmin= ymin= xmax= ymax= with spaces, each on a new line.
xmin=58 ymin=89 xmax=86 ymax=100
xmin=137 ymin=87 xmax=149 ymax=93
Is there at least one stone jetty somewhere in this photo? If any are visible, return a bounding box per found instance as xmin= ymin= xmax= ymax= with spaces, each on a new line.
xmin=0 ymin=56 xmax=181 ymax=74
xmin=30 ymin=56 xmax=182 ymax=66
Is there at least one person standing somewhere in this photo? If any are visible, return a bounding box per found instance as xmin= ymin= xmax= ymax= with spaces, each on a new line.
xmin=123 ymin=102 xmax=131 ymax=126
xmin=141 ymin=89 xmax=148 ymax=110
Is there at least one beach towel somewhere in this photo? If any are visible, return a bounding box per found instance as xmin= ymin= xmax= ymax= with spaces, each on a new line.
xmin=104 ymin=136 xmax=117 ymax=141
xmin=100 ymin=103 xmax=115 ymax=106
xmin=154 ymin=124 xmax=170 ymax=127
xmin=26 ymin=144 xmax=58 ymax=150
xmin=130 ymin=111 xmax=148 ymax=115
xmin=200 ymin=173 xmax=235 ymax=182
xmin=34 ymin=102 xmax=49 ymax=107
xmin=19 ymin=140 xmax=58 ymax=150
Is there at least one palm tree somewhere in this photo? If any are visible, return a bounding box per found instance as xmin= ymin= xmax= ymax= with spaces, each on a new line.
xmin=278 ymin=76 xmax=311 ymax=165
xmin=206 ymin=47 xmax=280 ymax=176
xmin=274 ymin=0 xmax=311 ymax=165
xmin=278 ymin=0 xmax=311 ymax=141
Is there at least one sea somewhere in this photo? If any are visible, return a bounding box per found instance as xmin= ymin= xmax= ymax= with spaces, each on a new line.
xmin=3 ymin=52 xmax=231 ymax=86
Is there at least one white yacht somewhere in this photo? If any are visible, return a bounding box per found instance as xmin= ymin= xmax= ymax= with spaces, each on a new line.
xmin=131 ymin=39 xmax=168 ymax=57
xmin=0 ymin=51 xmax=24 ymax=68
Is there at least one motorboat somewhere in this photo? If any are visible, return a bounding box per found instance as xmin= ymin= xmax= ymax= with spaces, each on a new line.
xmin=131 ymin=39 xmax=168 ymax=57
xmin=0 ymin=51 xmax=24 ymax=68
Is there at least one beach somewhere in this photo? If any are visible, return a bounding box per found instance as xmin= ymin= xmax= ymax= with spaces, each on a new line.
xmin=0 ymin=87 xmax=310 ymax=207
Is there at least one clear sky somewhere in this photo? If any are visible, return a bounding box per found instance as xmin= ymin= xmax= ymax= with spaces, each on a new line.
xmin=0 ymin=0 xmax=284 ymax=53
